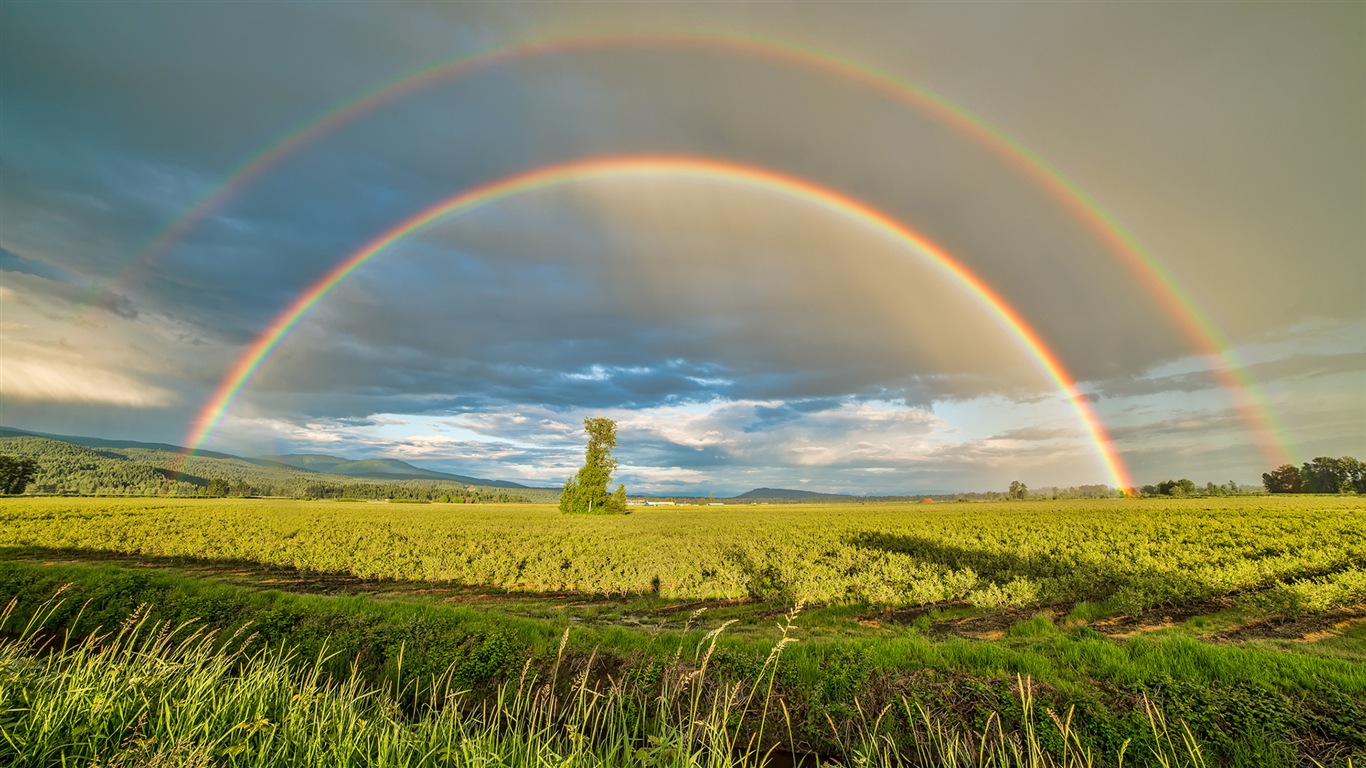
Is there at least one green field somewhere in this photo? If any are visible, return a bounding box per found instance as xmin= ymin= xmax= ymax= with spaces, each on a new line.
xmin=1 ymin=496 xmax=1363 ymax=766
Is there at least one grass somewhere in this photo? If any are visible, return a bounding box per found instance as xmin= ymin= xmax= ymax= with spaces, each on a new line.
xmin=0 ymin=593 xmax=1228 ymax=768
xmin=0 ymin=559 xmax=1360 ymax=766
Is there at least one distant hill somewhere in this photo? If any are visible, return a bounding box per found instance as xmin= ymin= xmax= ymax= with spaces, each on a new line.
xmin=264 ymin=454 xmax=532 ymax=489
xmin=0 ymin=426 xmax=553 ymax=500
xmin=731 ymin=487 xmax=854 ymax=500
xmin=0 ymin=426 xmax=243 ymax=461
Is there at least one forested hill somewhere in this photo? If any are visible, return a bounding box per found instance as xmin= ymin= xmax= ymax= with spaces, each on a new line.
xmin=263 ymin=454 xmax=530 ymax=489
xmin=0 ymin=430 xmax=554 ymax=501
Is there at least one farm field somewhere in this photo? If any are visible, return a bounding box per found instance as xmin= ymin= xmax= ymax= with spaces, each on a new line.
xmin=1 ymin=496 xmax=1363 ymax=766
xmin=2 ymin=496 xmax=1363 ymax=613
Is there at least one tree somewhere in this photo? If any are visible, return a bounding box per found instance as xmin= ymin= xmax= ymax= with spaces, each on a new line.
xmin=205 ymin=477 xmax=230 ymax=497
xmin=560 ymin=417 xmax=628 ymax=514
xmin=1343 ymin=457 xmax=1366 ymax=494
xmin=0 ymin=456 xmax=38 ymax=494
xmin=1301 ymin=457 xmax=1348 ymax=494
xmin=1154 ymin=478 xmax=1196 ymax=497
xmin=1262 ymin=464 xmax=1304 ymax=494
xmin=1007 ymin=480 xmax=1027 ymax=500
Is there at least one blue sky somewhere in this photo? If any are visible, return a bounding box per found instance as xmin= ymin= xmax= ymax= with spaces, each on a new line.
xmin=1 ymin=2 xmax=1361 ymax=494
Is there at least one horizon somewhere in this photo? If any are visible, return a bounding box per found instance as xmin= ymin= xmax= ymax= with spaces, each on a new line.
xmin=2 ymin=4 xmax=1362 ymax=495
xmin=0 ymin=423 xmax=1270 ymax=498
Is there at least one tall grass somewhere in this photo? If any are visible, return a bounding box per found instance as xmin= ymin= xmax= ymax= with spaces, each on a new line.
xmin=0 ymin=595 xmax=1229 ymax=768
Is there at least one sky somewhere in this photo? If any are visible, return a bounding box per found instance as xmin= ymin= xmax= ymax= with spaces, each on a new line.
xmin=0 ymin=2 xmax=1361 ymax=495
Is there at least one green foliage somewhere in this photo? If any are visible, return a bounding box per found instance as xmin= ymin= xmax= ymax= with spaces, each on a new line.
xmin=1162 ymin=478 xmax=1197 ymax=497
xmin=0 ymin=454 xmax=38 ymax=494
xmin=2 ymin=496 xmax=1363 ymax=612
xmin=1 ymin=555 xmax=1361 ymax=766
xmin=1262 ymin=464 xmax=1305 ymax=494
xmin=1302 ymin=456 xmax=1365 ymax=494
xmin=1263 ymin=456 xmax=1365 ymax=494
xmin=1140 ymin=478 xmax=1198 ymax=497
xmin=0 ymin=590 xmax=1238 ymax=768
xmin=0 ymin=435 xmax=546 ymax=501
xmin=559 ymin=417 xmax=628 ymax=515
xmin=0 ymin=437 xmax=170 ymax=494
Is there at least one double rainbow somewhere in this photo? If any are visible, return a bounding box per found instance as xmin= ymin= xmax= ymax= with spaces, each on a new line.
xmin=115 ymin=27 xmax=1286 ymax=482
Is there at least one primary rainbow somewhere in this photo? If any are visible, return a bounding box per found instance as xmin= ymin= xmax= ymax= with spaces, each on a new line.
xmin=88 ymin=27 xmax=1293 ymax=469
xmin=183 ymin=156 xmax=1135 ymax=491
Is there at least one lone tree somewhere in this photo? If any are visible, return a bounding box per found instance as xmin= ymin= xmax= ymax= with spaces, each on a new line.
xmin=560 ymin=417 xmax=628 ymax=515
xmin=0 ymin=455 xmax=38 ymax=495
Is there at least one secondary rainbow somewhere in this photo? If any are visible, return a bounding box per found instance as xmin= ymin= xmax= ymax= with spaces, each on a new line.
xmin=85 ymin=27 xmax=1292 ymax=468
xmin=183 ymin=156 xmax=1134 ymax=491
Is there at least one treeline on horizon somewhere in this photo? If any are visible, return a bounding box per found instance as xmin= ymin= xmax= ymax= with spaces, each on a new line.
xmin=0 ymin=436 xmax=545 ymax=502
xmin=1261 ymin=455 xmax=1366 ymax=495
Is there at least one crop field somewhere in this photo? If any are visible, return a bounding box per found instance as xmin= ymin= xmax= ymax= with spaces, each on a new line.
xmin=1 ymin=496 xmax=1363 ymax=767
xmin=2 ymin=496 xmax=1363 ymax=612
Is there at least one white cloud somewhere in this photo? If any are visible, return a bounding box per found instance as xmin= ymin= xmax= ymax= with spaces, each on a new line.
xmin=0 ymin=356 xmax=173 ymax=407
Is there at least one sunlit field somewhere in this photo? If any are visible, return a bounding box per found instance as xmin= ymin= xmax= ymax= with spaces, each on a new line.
xmin=1 ymin=496 xmax=1362 ymax=766
xmin=2 ymin=496 xmax=1361 ymax=611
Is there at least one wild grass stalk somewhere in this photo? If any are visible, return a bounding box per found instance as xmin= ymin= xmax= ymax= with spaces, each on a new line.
xmin=0 ymin=596 xmax=1220 ymax=768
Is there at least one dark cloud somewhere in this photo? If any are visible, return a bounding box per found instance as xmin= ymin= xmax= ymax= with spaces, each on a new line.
xmin=1102 ymin=352 xmax=1366 ymax=399
xmin=0 ymin=246 xmax=72 ymax=283
xmin=988 ymin=426 xmax=1077 ymax=442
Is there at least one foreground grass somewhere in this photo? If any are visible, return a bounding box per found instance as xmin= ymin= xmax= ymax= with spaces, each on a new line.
xmin=1 ymin=595 xmax=1223 ymax=768
xmin=0 ymin=561 xmax=1361 ymax=766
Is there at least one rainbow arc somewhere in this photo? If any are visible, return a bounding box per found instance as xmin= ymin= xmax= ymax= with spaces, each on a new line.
xmin=182 ymin=156 xmax=1135 ymax=491
xmin=79 ymin=27 xmax=1286 ymax=476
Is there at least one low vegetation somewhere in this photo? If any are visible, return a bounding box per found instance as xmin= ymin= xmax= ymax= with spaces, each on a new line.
xmin=0 ymin=590 xmax=1237 ymax=768
xmin=1 ymin=497 xmax=1360 ymax=611
xmin=0 ymin=496 xmax=1360 ymax=766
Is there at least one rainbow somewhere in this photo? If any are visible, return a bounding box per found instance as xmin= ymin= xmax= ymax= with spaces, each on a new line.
xmin=183 ymin=156 xmax=1135 ymax=491
xmin=89 ymin=28 xmax=1292 ymax=468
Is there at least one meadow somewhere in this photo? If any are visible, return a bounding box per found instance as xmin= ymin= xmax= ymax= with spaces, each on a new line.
xmin=0 ymin=496 xmax=1362 ymax=766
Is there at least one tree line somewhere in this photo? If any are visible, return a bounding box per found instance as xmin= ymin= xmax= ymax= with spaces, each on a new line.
xmin=1005 ymin=479 xmax=1250 ymax=499
xmin=1262 ymin=456 xmax=1365 ymax=494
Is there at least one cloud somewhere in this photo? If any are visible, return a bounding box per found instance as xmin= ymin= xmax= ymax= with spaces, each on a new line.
xmin=0 ymin=355 xmax=173 ymax=407
xmin=1102 ymin=352 xmax=1366 ymax=399
xmin=0 ymin=246 xmax=73 ymax=283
